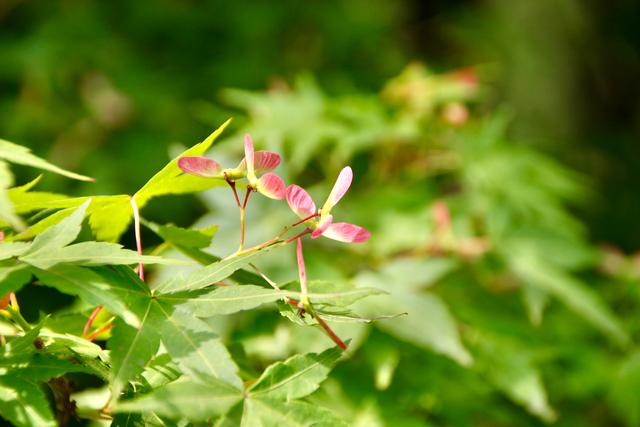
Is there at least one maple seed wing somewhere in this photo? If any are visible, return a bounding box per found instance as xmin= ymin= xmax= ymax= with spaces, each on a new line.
xmin=322 ymin=222 xmax=371 ymax=243
xmin=322 ymin=166 xmax=353 ymax=214
xmin=311 ymin=214 xmax=333 ymax=239
xmin=257 ymin=173 xmax=286 ymax=200
xmin=177 ymin=156 xmax=222 ymax=177
xmin=286 ymin=185 xmax=316 ymax=219
xmin=237 ymin=151 xmax=281 ymax=174
xmin=244 ymin=134 xmax=256 ymax=180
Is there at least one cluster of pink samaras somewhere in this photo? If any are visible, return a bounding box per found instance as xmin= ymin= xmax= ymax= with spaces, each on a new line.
xmin=177 ymin=134 xmax=370 ymax=244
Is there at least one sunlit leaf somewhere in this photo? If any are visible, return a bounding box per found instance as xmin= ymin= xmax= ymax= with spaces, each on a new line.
xmin=241 ymin=398 xmax=348 ymax=427
xmin=0 ymin=139 xmax=93 ymax=182
xmin=0 ymin=375 xmax=56 ymax=427
xmin=154 ymin=306 xmax=242 ymax=389
xmin=248 ymin=346 xmax=342 ymax=400
xmin=115 ymin=378 xmax=243 ymax=421
xmin=20 ymin=241 xmax=188 ymax=270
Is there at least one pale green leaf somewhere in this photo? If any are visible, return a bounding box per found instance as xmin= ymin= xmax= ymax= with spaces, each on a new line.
xmin=139 ymin=354 xmax=181 ymax=391
xmin=11 ymin=207 xmax=77 ymax=241
xmin=0 ymin=242 xmax=31 ymax=261
xmin=20 ymin=241 xmax=188 ymax=270
xmin=0 ymin=139 xmax=93 ymax=181
xmin=248 ymin=346 xmax=342 ymax=400
xmin=87 ymin=196 xmax=132 ymax=242
xmin=241 ymin=398 xmax=348 ymax=427
xmin=154 ymin=305 xmax=242 ymax=389
xmin=162 ymin=285 xmax=287 ymax=316
xmin=134 ymin=119 xmax=231 ymax=206
xmin=114 ymin=378 xmax=243 ymax=422
xmin=143 ymin=220 xmax=217 ymax=249
xmin=165 ymin=284 xmax=384 ymax=317
xmin=155 ymin=247 xmax=275 ymax=294
xmin=0 ymin=159 xmax=23 ymax=229
xmin=354 ymin=292 xmax=472 ymax=366
xmin=23 ymin=200 xmax=90 ymax=255
xmin=9 ymin=189 xmax=76 ymax=214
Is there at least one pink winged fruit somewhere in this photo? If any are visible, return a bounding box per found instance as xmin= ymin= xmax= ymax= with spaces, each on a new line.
xmin=286 ymin=166 xmax=370 ymax=243
xmin=177 ymin=134 xmax=285 ymax=199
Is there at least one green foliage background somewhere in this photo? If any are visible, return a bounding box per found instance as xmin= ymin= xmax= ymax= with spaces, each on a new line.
xmin=1 ymin=1 xmax=640 ymax=426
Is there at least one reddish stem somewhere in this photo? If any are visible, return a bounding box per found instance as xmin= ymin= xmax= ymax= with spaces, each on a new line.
xmin=86 ymin=323 xmax=114 ymax=342
xmin=296 ymin=238 xmax=309 ymax=300
xmin=286 ymin=229 xmax=311 ymax=244
xmin=226 ymin=175 xmax=242 ymax=208
xmin=315 ymin=314 xmax=347 ymax=350
xmin=291 ymin=212 xmax=319 ymax=228
xmin=242 ymin=187 xmax=251 ymax=209
xmin=83 ymin=305 xmax=104 ymax=337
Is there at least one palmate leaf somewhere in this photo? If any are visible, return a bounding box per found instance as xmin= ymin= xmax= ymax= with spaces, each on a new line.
xmin=34 ymin=265 xmax=151 ymax=329
xmin=139 ymin=354 xmax=181 ymax=391
xmin=0 ymin=139 xmax=93 ymax=182
xmin=154 ymin=247 xmax=277 ymax=294
xmin=20 ymin=241 xmax=189 ymax=270
xmin=6 ymin=202 xmax=171 ymax=289
xmin=133 ymin=119 xmax=231 ymax=207
xmin=162 ymin=285 xmax=286 ymax=316
xmin=154 ymin=305 xmax=242 ymax=389
xmin=0 ymin=375 xmax=56 ymax=427
xmin=12 ymin=207 xmax=79 ymax=241
xmin=109 ymin=316 xmax=162 ymax=400
xmin=22 ymin=200 xmax=89 ymax=255
xmin=248 ymin=346 xmax=342 ymax=400
xmin=114 ymin=346 xmax=346 ymax=425
xmin=8 ymin=120 xmax=230 ymax=242
xmin=143 ymin=220 xmax=267 ymax=285
xmin=0 ymin=353 xmax=92 ymax=381
xmin=277 ymin=301 xmax=403 ymax=326
xmin=0 ymin=159 xmax=23 ymax=229
xmin=143 ymin=220 xmax=218 ymax=249
xmin=115 ymin=378 xmax=243 ymax=422
xmin=240 ymin=398 xmax=348 ymax=427
xmin=162 ymin=283 xmax=384 ymax=317
xmin=0 ymin=263 xmax=31 ymax=295
xmin=0 ymin=241 xmax=30 ymax=260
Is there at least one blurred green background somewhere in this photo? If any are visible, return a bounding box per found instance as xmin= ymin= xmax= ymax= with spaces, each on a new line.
xmin=2 ymin=0 xmax=640 ymax=426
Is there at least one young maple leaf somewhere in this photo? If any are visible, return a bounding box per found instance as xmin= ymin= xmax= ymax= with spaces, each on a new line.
xmin=286 ymin=167 xmax=370 ymax=243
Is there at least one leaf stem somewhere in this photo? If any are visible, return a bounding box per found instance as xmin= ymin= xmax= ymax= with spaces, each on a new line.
xmin=6 ymin=306 xmax=31 ymax=332
xmin=296 ymin=238 xmax=309 ymax=306
xmin=315 ymin=313 xmax=347 ymax=350
xmin=86 ymin=317 xmax=115 ymax=342
xmin=130 ymin=196 xmax=145 ymax=281
xmin=225 ymin=175 xmax=242 ymax=208
xmin=82 ymin=305 xmax=104 ymax=337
